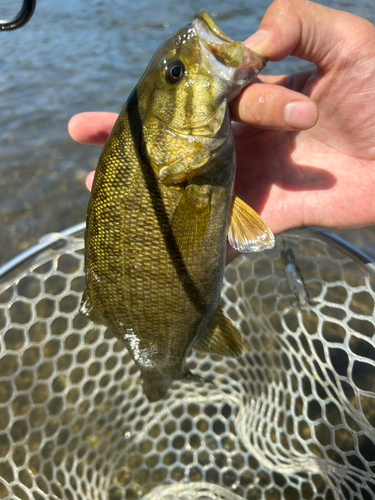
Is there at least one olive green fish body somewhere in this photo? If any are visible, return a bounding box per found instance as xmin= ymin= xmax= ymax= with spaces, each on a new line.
xmin=81 ymin=12 xmax=269 ymax=401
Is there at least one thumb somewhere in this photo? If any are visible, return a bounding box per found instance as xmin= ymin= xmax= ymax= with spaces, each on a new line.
xmin=245 ymin=0 xmax=373 ymax=69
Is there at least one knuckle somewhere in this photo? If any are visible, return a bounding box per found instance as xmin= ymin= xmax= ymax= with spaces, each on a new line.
xmin=244 ymin=85 xmax=282 ymax=127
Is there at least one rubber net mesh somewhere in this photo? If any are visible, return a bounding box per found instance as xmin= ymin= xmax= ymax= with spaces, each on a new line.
xmin=0 ymin=229 xmax=374 ymax=500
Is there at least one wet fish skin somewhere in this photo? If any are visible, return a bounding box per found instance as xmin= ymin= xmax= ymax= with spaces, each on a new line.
xmin=80 ymin=12 xmax=270 ymax=401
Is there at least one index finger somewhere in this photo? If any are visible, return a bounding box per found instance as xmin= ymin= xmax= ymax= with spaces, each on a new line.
xmin=68 ymin=112 xmax=118 ymax=146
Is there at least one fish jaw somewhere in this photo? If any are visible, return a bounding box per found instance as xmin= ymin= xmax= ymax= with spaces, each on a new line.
xmin=193 ymin=11 xmax=267 ymax=101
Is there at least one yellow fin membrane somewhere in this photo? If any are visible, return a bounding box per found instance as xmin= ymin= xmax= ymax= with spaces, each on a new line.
xmin=171 ymin=184 xmax=211 ymax=252
xmin=195 ymin=307 xmax=243 ymax=357
xmin=228 ymin=195 xmax=275 ymax=252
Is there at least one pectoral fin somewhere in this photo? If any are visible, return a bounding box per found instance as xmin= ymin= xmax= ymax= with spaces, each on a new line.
xmin=171 ymin=184 xmax=211 ymax=252
xmin=228 ymin=195 xmax=275 ymax=252
xmin=195 ymin=307 xmax=243 ymax=357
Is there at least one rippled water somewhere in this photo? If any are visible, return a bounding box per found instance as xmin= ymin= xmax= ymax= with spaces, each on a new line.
xmin=0 ymin=0 xmax=374 ymax=265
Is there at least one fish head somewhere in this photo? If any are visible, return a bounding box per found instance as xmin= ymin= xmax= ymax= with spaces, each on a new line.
xmin=137 ymin=11 xmax=267 ymax=138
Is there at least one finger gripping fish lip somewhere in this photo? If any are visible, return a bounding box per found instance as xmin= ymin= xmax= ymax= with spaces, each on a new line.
xmin=192 ymin=13 xmax=267 ymax=98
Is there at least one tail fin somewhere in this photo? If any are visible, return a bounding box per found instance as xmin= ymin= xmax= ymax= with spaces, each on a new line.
xmin=142 ymin=371 xmax=211 ymax=402
xmin=142 ymin=376 xmax=173 ymax=402
xmin=182 ymin=371 xmax=211 ymax=385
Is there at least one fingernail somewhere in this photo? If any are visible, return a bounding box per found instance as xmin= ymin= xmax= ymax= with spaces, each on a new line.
xmin=244 ymin=30 xmax=270 ymax=50
xmin=284 ymin=101 xmax=318 ymax=129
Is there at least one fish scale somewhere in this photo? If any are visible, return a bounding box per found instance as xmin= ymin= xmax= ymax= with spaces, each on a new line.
xmin=124 ymin=177 xmax=185 ymax=333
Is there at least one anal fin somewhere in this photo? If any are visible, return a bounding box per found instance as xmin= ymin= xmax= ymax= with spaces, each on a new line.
xmin=195 ymin=307 xmax=243 ymax=358
xmin=228 ymin=195 xmax=275 ymax=252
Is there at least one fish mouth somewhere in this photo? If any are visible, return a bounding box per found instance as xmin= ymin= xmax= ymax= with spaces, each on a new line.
xmin=194 ymin=11 xmax=239 ymax=48
xmin=193 ymin=11 xmax=267 ymax=96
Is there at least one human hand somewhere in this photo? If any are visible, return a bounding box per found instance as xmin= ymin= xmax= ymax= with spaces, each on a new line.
xmin=230 ymin=0 xmax=375 ymax=234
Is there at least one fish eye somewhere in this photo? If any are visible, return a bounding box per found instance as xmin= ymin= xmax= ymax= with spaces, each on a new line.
xmin=163 ymin=60 xmax=185 ymax=84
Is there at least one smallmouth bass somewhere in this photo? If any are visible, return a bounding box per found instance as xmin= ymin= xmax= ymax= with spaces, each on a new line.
xmin=80 ymin=11 xmax=274 ymax=401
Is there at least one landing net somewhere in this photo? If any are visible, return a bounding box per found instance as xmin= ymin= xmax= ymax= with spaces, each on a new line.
xmin=0 ymin=226 xmax=374 ymax=500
